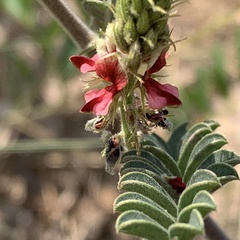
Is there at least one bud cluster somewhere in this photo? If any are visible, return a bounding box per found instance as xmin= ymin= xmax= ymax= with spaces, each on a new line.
xmin=113 ymin=0 xmax=173 ymax=56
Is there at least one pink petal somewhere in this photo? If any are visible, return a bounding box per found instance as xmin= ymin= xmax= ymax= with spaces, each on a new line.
xmin=69 ymin=54 xmax=99 ymax=73
xmin=143 ymin=78 xmax=182 ymax=109
xmin=145 ymin=52 xmax=167 ymax=79
xmin=81 ymin=86 xmax=118 ymax=115
xmin=95 ymin=55 xmax=127 ymax=89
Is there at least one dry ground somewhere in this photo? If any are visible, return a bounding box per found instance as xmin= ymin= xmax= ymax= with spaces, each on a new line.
xmin=0 ymin=0 xmax=240 ymax=239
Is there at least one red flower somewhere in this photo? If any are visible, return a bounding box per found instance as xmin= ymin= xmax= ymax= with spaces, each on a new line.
xmin=143 ymin=52 xmax=182 ymax=109
xmin=168 ymin=176 xmax=186 ymax=194
xmin=70 ymin=54 xmax=127 ymax=115
xmin=70 ymin=54 xmax=99 ymax=73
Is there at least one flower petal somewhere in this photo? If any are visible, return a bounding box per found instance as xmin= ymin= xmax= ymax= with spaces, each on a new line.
xmin=143 ymin=78 xmax=182 ymax=109
xmin=81 ymin=86 xmax=117 ymax=115
xmin=145 ymin=51 xmax=167 ymax=79
xmin=95 ymin=55 xmax=127 ymax=90
xmin=69 ymin=54 xmax=99 ymax=73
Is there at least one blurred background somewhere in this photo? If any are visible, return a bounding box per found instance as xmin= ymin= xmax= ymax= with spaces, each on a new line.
xmin=0 ymin=0 xmax=240 ymax=239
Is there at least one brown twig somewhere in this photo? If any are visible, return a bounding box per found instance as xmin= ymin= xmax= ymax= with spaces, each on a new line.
xmin=204 ymin=216 xmax=231 ymax=240
xmin=37 ymin=0 xmax=97 ymax=49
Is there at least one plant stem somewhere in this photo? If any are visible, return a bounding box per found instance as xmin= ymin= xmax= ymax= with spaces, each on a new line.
xmin=37 ymin=0 xmax=97 ymax=49
xmin=119 ymin=101 xmax=132 ymax=150
xmin=204 ymin=216 xmax=231 ymax=240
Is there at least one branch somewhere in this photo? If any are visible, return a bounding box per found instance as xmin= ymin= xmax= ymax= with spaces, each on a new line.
xmin=37 ymin=0 xmax=97 ymax=49
xmin=204 ymin=216 xmax=231 ymax=240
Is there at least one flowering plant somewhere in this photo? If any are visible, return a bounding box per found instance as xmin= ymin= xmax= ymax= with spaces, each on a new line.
xmin=38 ymin=0 xmax=240 ymax=239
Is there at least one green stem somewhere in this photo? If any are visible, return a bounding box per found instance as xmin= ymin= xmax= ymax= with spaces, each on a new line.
xmin=37 ymin=0 xmax=97 ymax=49
xmin=119 ymin=101 xmax=132 ymax=150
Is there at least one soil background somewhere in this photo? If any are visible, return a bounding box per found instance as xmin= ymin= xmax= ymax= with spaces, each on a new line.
xmin=0 ymin=1 xmax=240 ymax=240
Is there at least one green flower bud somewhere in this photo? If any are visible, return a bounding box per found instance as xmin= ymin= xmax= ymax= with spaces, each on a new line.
xmin=149 ymin=11 xmax=163 ymax=24
xmin=142 ymin=28 xmax=158 ymax=54
xmin=136 ymin=10 xmax=150 ymax=35
xmin=115 ymin=0 xmax=130 ymax=22
xmin=130 ymin=0 xmax=142 ymax=18
xmin=154 ymin=18 xmax=168 ymax=37
xmin=105 ymin=23 xmax=116 ymax=53
xmin=113 ymin=20 xmax=129 ymax=52
xmin=157 ymin=24 xmax=170 ymax=41
xmin=123 ymin=18 xmax=138 ymax=45
xmin=152 ymin=0 xmax=172 ymax=11
xmin=127 ymin=40 xmax=142 ymax=71
xmin=142 ymin=0 xmax=151 ymax=9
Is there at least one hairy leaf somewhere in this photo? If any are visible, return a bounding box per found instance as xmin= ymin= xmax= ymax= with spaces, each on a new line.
xmin=178 ymin=191 xmax=216 ymax=223
xmin=116 ymin=210 xmax=169 ymax=240
xmin=114 ymin=192 xmax=175 ymax=228
xmin=118 ymin=172 xmax=177 ymax=217
xmin=178 ymin=123 xmax=212 ymax=176
xmin=183 ymin=133 xmax=227 ymax=183
xmin=122 ymin=150 xmax=171 ymax=174
xmin=207 ymin=163 xmax=239 ymax=185
xmin=143 ymin=145 xmax=180 ymax=176
xmin=203 ymin=120 xmax=220 ymax=131
xmin=200 ymin=149 xmax=240 ymax=168
xmin=167 ymin=122 xmax=188 ymax=160
xmin=178 ymin=170 xmax=220 ymax=214
xmin=169 ymin=210 xmax=204 ymax=240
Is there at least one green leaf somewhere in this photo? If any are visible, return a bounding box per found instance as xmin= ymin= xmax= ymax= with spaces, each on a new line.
xmin=141 ymin=133 xmax=169 ymax=152
xmin=114 ymin=192 xmax=175 ymax=229
xmin=178 ymin=178 xmax=220 ymax=213
xmin=187 ymin=169 xmax=219 ymax=186
xmin=120 ymin=158 xmax=164 ymax=176
xmin=167 ymin=122 xmax=188 ymax=160
xmin=122 ymin=150 xmax=171 ymax=174
xmin=116 ymin=210 xmax=169 ymax=240
xmin=143 ymin=145 xmax=180 ymax=176
xmin=118 ymin=171 xmax=177 ymax=217
xmin=178 ymin=191 xmax=216 ymax=223
xmin=122 ymin=149 xmax=158 ymax=163
xmin=178 ymin=123 xmax=212 ymax=176
xmin=207 ymin=163 xmax=239 ymax=185
xmin=183 ymin=133 xmax=227 ymax=183
xmin=203 ymin=120 xmax=220 ymax=131
xmin=200 ymin=149 xmax=240 ymax=168
xmin=169 ymin=210 xmax=204 ymax=240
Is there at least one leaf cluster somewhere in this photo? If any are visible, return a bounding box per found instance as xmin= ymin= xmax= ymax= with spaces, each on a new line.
xmin=114 ymin=120 xmax=240 ymax=240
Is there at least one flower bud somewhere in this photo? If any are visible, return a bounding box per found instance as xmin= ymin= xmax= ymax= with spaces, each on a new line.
xmin=123 ymin=18 xmax=138 ymax=45
xmin=85 ymin=116 xmax=107 ymax=133
xmin=136 ymin=10 xmax=150 ymax=35
xmin=157 ymin=24 xmax=170 ymax=41
xmin=127 ymin=40 xmax=142 ymax=71
xmin=113 ymin=20 xmax=129 ymax=52
xmin=142 ymin=0 xmax=151 ymax=9
xmin=149 ymin=11 xmax=163 ymax=25
xmin=154 ymin=18 xmax=168 ymax=38
xmin=115 ymin=0 xmax=130 ymax=22
xmin=130 ymin=0 xmax=142 ymax=18
xmin=154 ymin=0 xmax=172 ymax=11
xmin=142 ymin=28 xmax=158 ymax=54
xmin=105 ymin=23 xmax=117 ymax=53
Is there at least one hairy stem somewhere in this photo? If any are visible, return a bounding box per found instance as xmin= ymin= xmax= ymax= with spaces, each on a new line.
xmin=204 ymin=216 xmax=230 ymax=240
xmin=119 ymin=101 xmax=132 ymax=150
xmin=37 ymin=0 xmax=97 ymax=49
